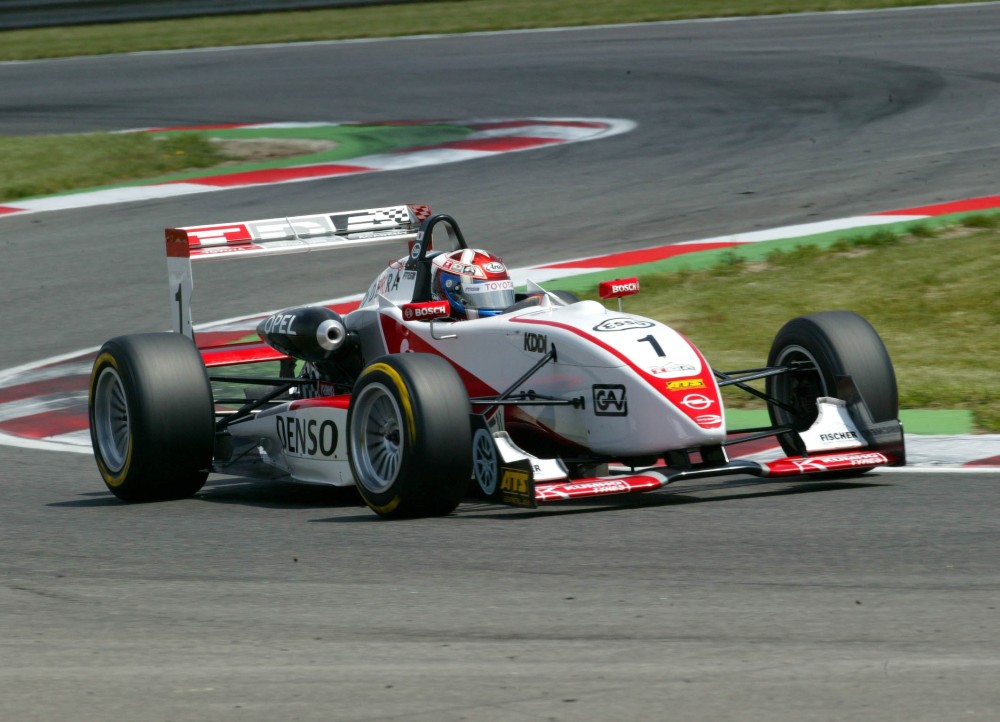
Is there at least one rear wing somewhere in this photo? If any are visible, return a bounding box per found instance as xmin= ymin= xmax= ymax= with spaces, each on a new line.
xmin=165 ymin=204 xmax=431 ymax=338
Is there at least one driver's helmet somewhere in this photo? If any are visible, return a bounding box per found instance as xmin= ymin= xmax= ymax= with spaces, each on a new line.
xmin=430 ymin=248 xmax=515 ymax=320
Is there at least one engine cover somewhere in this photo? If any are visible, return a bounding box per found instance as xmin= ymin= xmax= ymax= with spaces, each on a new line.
xmin=257 ymin=306 xmax=348 ymax=363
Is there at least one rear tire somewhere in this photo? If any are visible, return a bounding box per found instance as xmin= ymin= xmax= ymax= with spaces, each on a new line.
xmin=89 ymin=333 xmax=214 ymax=502
xmin=766 ymin=311 xmax=898 ymax=457
xmin=348 ymin=354 xmax=472 ymax=518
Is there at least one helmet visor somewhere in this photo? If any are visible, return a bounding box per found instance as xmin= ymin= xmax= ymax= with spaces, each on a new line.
xmin=462 ymin=279 xmax=516 ymax=312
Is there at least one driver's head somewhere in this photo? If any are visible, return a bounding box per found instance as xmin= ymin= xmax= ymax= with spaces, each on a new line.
xmin=430 ymin=248 xmax=515 ymax=320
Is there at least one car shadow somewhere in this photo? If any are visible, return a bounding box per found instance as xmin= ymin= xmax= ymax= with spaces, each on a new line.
xmin=48 ymin=491 xmax=127 ymax=508
xmin=308 ymin=474 xmax=891 ymax=523
xmin=197 ymin=478 xmax=366 ymax=510
xmin=442 ymin=475 xmax=891 ymax=521
xmin=53 ymin=473 xmax=890 ymax=521
xmin=49 ymin=477 xmax=367 ymax=512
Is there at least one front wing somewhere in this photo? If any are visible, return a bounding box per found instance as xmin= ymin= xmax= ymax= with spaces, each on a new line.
xmin=492 ymin=448 xmax=903 ymax=507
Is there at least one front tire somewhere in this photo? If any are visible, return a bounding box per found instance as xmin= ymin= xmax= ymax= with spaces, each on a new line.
xmin=766 ymin=311 xmax=898 ymax=457
xmin=89 ymin=333 xmax=214 ymax=502
xmin=348 ymin=354 xmax=472 ymax=518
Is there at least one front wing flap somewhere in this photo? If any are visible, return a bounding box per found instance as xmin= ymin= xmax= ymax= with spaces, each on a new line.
xmin=530 ymin=448 xmax=900 ymax=504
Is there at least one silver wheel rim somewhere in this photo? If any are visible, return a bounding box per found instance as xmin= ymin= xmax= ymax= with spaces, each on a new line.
xmin=772 ymin=344 xmax=828 ymax=429
xmin=473 ymin=428 xmax=498 ymax=495
xmin=350 ymin=382 xmax=404 ymax=494
xmin=93 ymin=366 xmax=130 ymax=472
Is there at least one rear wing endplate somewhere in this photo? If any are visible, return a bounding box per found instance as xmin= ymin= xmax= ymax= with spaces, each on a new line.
xmin=165 ymin=204 xmax=431 ymax=338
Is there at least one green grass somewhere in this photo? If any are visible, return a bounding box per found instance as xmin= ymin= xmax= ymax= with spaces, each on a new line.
xmin=0 ymin=0 xmax=991 ymax=61
xmin=0 ymin=132 xmax=227 ymax=202
xmin=573 ymin=220 xmax=1000 ymax=432
xmin=0 ymin=123 xmax=472 ymax=204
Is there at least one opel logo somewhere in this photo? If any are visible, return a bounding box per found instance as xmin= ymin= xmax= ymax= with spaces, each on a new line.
xmin=680 ymin=394 xmax=713 ymax=410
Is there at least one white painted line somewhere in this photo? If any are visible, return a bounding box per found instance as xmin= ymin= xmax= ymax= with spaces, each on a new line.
xmin=0 ymin=352 xmax=97 ymax=383
xmin=0 ymin=392 xmax=85 ymax=423
xmin=673 ymin=215 xmax=930 ymax=246
xmin=11 ymin=183 xmax=209 ymax=212
xmin=0 ymin=118 xmax=636 ymax=218
xmin=878 ymin=465 xmax=999 ymax=474
xmin=0 ymin=430 xmax=92 ymax=454
xmin=42 ymin=430 xmax=93 ymax=448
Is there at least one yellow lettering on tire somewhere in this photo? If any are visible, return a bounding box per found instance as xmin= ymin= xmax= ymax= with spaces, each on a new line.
xmin=364 ymin=494 xmax=401 ymax=515
xmin=363 ymin=362 xmax=416 ymax=445
xmin=90 ymin=352 xmax=132 ymax=487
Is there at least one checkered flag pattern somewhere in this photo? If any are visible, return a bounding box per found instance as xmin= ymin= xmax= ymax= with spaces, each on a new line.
xmin=408 ymin=204 xmax=432 ymax=222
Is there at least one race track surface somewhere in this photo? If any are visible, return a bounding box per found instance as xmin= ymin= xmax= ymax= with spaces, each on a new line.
xmin=2 ymin=5 xmax=999 ymax=720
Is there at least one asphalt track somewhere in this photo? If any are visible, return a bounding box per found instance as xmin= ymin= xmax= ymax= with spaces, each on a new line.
xmin=2 ymin=5 xmax=1000 ymax=720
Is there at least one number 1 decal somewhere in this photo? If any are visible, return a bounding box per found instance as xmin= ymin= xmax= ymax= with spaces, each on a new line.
xmin=637 ymin=334 xmax=665 ymax=357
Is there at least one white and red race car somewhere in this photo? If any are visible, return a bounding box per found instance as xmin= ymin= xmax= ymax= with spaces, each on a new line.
xmin=88 ymin=204 xmax=905 ymax=517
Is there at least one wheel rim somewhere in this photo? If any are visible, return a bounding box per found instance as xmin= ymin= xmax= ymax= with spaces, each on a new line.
xmin=473 ymin=428 xmax=498 ymax=495
xmin=92 ymin=366 xmax=130 ymax=472
xmin=350 ymin=383 xmax=404 ymax=494
xmin=771 ymin=344 xmax=829 ymax=431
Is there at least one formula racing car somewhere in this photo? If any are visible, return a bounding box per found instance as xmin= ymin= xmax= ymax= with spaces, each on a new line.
xmin=88 ymin=204 xmax=905 ymax=517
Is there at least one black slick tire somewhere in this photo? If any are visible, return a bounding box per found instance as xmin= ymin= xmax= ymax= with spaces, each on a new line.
xmin=347 ymin=354 xmax=472 ymax=519
xmin=88 ymin=333 xmax=214 ymax=502
xmin=766 ymin=311 xmax=898 ymax=458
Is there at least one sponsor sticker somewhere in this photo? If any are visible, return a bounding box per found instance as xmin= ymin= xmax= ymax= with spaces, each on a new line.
xmin=261 ymin=313 xmax=295 ymax=335
xmin=598 ymin=278 xmax=641 ymax=299
xmin=372 ymin=269 xmax=400 ymax=296
xmin=250 ymin=216 xmax=335 ymax=241
xmin=498 ymin=466 xmax=535 ymax=507
xmin=184 ymin=224 xmax=251 ymax=245
xmin=593 ymin=384 xmax=628 ymax=416
xmin=593 ymin=317 xmax=654 ymax=332
xmin=440 ymin=258 xmax=488 ymax=278
xmin=780 ymin=452 xmax=889 ymax=475
xmin=276 ymin=416 xmax=339 ymax=458
xmin=501 ymin=467 xmax=530 ymax=494
xmin=330 ymin=209 xmax=399 ymax=232
xmin=463 ymin=279 xmax=515 ymax=294
xmin=402 ymin=301 xmax=449 ymax=321
xmin=190 ymin=244 xmax=263 ymax=256
xmin=819 ymin=431 xmax=858 ymax=443
xmin=647 ymin=363 xmax=698 ymax=376
xmin=564 ymin=479 xmax=632 ymax=494
xmin=666 ymin=378 xmax=705 ymax=391
xmin=679 ymin=393 xmax=714 ymax=410
xmin=523 ymin=332 xmax=548 ymax=353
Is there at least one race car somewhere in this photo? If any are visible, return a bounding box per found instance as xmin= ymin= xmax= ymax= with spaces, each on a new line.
xmin=88 ymin=204 xmax=905 ymax=518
